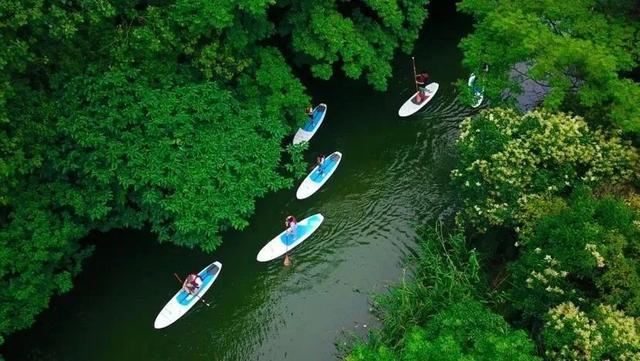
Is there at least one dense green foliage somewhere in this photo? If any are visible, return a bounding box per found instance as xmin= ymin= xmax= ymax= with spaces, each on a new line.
xmin=0 ymin=0 xmax=430 ymax=350
xmin=449 ymin=102 xmax=640 ymax=359
xmin=58 ymin=70 xmax=295 ymax=249
xmin=372 ymin=227 xmax=479 ymax=345
xmin=458 ymin=0 xmax=640 ymax=132
xmin=344 ymin=228 xmax=539 ymax=361
xmin=508 ymin=189 xmax=640 ymax=319
xmin=348 ymin=300 xmax=540 ymax=361
xmin=452 ymin=108 xmax=637 ymax=231
xmin=280 ymin=0 xmax=430 ymax=90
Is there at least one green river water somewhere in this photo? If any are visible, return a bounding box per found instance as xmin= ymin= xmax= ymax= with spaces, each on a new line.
xmin=5 ymin=4 xmax=475 ymax=361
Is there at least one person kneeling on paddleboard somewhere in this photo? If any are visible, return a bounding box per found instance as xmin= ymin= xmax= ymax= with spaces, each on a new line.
xmin=182 ymin=273 xmax=203 ymax=295
xmin=285 ymin=215 xmax=297 ymax=241
xmin=415 ymin=70 xmax=430 ymax=104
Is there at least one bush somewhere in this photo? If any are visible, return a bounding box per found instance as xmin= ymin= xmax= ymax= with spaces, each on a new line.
xmin=371 ymin=226 xmax=480 ymax=347
xmin=543 ymin=302 xmax=640 ymax=360
xmin=452 ymin=108 xmax=637 ymax=232
xmin=508 ymin=188 xmax=640 ymax=319
xmin=345 ymin=227 xmax=539 ymax=361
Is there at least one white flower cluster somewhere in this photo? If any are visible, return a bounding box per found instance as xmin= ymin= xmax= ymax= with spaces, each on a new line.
xmin=545 ymin=302 xmax=640 ymax=361
xmin=585 ymin=243 xmax=606 ymax=268
xmin=546 ymin=302 xmax=602 ymax=360
xmin=452 ymin=108 xmax=638 ymax=230
xmin=525 ymin=253 xmax=568 ymax=294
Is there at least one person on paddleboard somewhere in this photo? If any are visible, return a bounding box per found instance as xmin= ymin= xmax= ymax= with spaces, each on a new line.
xmin=305 ymin=105 xmax=315 ymax=125
xmin=285 ymin=215 xmax=298 ymax=241
xmin=316 ymin=154 xmax=326 ymax=175
xmin=415 ymin=70 xmax=430 ymax=103
xmin=182 ymin=273 xmax=203 ymax=294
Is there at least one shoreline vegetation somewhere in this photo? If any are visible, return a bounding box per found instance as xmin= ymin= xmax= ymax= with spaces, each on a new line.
xmin=345 ymin=1 xmax=640 ymax=360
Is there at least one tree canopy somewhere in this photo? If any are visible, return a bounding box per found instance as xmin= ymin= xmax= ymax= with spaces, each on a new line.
xmin=458 ymin=0 xmax=640 ymax=133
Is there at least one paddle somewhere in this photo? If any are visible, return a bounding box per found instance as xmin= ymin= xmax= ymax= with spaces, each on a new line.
xmin=411 ymin=56 xmax=419 ymax=94
xmin=284 ymin=223 xmax=291 ymax=267
xmin=173 ymin=273 xmax=211 ymax=307
xmin=284 ymin=218 xmax=297 ymax=267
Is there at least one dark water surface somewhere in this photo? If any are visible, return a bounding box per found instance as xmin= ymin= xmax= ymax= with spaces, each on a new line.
xmin=5 ymin=4 xmax=476 ymax=361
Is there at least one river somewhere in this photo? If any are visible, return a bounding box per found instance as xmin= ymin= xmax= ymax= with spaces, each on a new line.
xmin=4 ymin=3 xmax=474 ymax=360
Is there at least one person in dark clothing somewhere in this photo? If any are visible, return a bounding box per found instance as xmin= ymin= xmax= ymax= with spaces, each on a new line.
xmin=415 ymin=71 xmax=430 ymax=103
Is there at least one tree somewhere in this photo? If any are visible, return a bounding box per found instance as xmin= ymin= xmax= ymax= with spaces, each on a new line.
xmin=57 ymin=68 xmax=299 ymax=249
xmin=457 ymin=0 xmax=640 ymax=133
xmin=277 ymin=0 xmax=430 ymax=90
xmin=452 ymin=108 xmax=637 ymax=231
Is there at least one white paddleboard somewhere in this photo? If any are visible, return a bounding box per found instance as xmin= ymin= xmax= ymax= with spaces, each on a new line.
xmin=256 ymin=214 xmax=324 ymax=262
xmin=293 ymin=103 xmax=327 ymax=144
xmin=398 ymin=83 xmax=439 ymax=117
xmin=296 ymin=151 xmax=342 ymax=200
xmin=468 ymin=73 xmax=484 ymax=108
xmin=154 ymin=261 xmax=222 ymax=329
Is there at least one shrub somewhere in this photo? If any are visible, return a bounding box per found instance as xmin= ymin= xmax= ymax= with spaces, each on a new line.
xmin=452 ymin=108 xmax=637 ymax=231
xmin=543 ymin=302 xmax=640 ymax=360
xmin=508 ymin=189 xmax=640 ymax=319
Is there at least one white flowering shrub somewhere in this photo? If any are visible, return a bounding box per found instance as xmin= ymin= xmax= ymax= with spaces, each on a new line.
xmin=543 ymin=302 xmax=640 ymax=361
xmin=452 ymin=108 xmax=637 ymax=231
xmin=508 ymin=189 xmax=640 ymax=319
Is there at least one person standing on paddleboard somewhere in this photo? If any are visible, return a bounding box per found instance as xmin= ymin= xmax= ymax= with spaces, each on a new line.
xmin=284 ymin=215 xmax=297 ymax=267
xmin=285 ymin=215 xmax=297 ymax=240
xmin=316 ymin=154 xmax=326 ymax=175
xmin=305 ymin=105 xmax=315 ymax=126
xmin=415 ymin=70 xmax=430 ymax=103
xmin=182 ymin=273 xmax=203 ymax=294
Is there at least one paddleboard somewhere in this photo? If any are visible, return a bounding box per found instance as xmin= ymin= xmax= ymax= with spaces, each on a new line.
xmin=293 ymin=103 xmax=327 ymax=144
xmin=296 ymin=152 xmax=342 ymax=200
xmin=398 ymin=83 xmax=439 ymax=117
xmin=468 ymin=73 xmax=484 ymax=108
xmin=256 ymin=214 xmax=324 ymax=262
xmin=154 ymin=261 xmax=222 ymax=329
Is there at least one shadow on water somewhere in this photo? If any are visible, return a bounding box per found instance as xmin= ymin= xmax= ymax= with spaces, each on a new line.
xmin=4 ymin=2 xmax=479 ymax=360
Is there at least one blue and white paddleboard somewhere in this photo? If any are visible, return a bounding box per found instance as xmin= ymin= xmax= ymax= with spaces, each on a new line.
xmin=398 ymin=83 xmax=439 ymax=117
xmin=468 ymin=73 xmax=484 ymax=108
xmin=154 ymin=261 xmax=222 ymax=329
xmin=256 ymin=214 xmax=324 ymax=262
xmin=293 ymin=103 xmax=327 ymax=144
xmin=296 ymin=151 xmax=342 ymax=200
